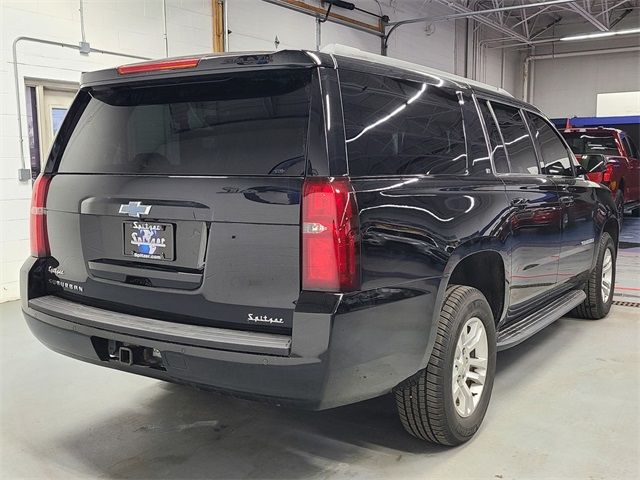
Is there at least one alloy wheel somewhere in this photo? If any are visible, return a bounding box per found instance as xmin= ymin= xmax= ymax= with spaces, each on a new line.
xmin=452 ymin=317 xmax=488 ymax=417
xmin=601 ymin=248 xmax=613 ymax=303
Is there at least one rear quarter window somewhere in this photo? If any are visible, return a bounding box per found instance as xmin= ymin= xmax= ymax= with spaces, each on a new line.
xmin=57 ymin=69 xmax=313 ymax=176
xmin=526 ymin=112 xmax=574 ymax=176
xmin=340 ymin=70 xmax=468 ymax=176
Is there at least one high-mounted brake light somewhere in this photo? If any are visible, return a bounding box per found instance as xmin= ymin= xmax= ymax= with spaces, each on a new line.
xmin=117 ymin=58 xmax=201 ymax=75
xmin=30 ymin=175 xmax=52 ymax=257
xmin=302 ymin=177 xmax=360 ymax=292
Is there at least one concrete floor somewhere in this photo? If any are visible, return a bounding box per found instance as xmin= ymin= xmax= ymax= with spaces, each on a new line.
xmin=1 ymin=220 xmax=639 ymax=480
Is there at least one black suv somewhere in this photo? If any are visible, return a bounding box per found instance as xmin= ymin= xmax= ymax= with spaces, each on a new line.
xmin=21 ymin=46 xmax=619 ymax=446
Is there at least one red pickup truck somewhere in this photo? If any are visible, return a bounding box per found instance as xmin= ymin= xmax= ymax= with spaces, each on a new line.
xmin=562 ymin=127 xmax=640 ymax=217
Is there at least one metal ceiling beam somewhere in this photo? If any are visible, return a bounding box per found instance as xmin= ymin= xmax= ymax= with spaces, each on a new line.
xmin=510 ymin=5 xmax=555 ymax=29
xmin=567 ymin=2 xmax=609 ymax=30
xmin=595 ymin=0 xmax=630 ymax=17
xmin=387 ymin=0 xmax=577 ymax=26
xmin=385 ymin=0 xmax=583 ymax=49
xmin=384 ymin=0 xmax=634 ymax=51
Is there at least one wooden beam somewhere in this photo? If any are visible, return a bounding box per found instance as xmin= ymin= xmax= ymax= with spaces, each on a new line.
xmin=269 ymin=0 xmax=384 ymax=35
xmin=213 ymin=0 xmax=225 ymax=52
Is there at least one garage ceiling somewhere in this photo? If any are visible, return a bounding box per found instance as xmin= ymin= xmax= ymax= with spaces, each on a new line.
xmin=389 ymin=0 xmax=639 ymax=47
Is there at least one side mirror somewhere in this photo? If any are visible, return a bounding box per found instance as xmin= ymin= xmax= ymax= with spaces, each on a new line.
xmin=580 ymin=154 xmax=607 ymax=173
xmin=574 ymin=164 xmax=587 ymax=176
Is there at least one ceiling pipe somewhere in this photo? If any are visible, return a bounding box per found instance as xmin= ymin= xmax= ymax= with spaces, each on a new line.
xmin=223 ymin=0 xmax=229 ymax=50
xmin=162 ymin=0 xmax=169 ymax=57
xmin=79 ymin=0 xmax=87 ymax=44
xmin=523 ymin=45 xmax=640 ymax=103
xmin=12 ymin=36 xmax=151 ymax=178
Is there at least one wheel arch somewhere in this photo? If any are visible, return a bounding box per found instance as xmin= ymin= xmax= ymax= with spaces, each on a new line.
xmin=418 ymin=237 xmax=509 ymax=371
xmin=441 ymin=238 xmax=510 ymax=326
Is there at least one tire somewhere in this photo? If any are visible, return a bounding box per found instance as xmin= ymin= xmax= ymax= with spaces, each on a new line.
xmin=395 ymin=285 xmax=497 ymax=446
xmin=572 ymin=232 xmax=616 ymax=319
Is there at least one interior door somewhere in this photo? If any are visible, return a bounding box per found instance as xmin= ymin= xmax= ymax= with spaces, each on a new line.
xmin=621 ymin=134 xmax=640 ymax=202
xmin=38 ymin=87 xmax=77 ymax=169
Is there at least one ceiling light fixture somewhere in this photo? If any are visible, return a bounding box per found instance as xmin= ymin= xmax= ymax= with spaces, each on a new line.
xmin=560 ymin=27 xmax=640 ymax=41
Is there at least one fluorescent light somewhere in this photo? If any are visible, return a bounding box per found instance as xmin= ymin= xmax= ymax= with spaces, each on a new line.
xmin=561 ymin=28 xmax=640 ymax=41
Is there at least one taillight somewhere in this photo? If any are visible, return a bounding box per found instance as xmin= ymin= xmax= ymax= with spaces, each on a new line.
xmin=603 ymin=164 xmax=614 ymax=183
xmin=30 ymin=175 xmax=52 ymax=257
xmin=116 ymin=58 xmax=201 ymax=75
xmin=302 ymin=177 xmax=360 ymax=292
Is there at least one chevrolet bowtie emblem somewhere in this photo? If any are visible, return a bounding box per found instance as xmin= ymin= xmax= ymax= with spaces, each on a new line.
xmin=118 ymin=201 xmax=152 ymax=218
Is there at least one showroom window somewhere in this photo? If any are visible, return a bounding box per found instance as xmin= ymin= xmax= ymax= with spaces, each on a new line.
xmin=478 ymin=101 xmax=509 ymax=174
xmin=340 ymin=70 xmax=468 ymax=176
xmin=490 ymin=103 xmax=539 ymax=175
xmin=526 ymin=112 xmax=574 ymax=176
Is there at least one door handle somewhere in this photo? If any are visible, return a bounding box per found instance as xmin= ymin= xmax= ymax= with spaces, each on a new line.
xmin=510 ymin=197 xmax=527 ymax=209
xmin=560 ymin=196 xmax=574 ymax=204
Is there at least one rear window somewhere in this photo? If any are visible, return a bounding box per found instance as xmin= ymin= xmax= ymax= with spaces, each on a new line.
xmin=562 ymin=132 xmax=619 ymax=156
xmin=57 ymin=69 xmax=313 ymax=176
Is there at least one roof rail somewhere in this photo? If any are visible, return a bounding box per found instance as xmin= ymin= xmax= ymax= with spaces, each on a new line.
xmin=321 ymin=44 xmax=513 ymax=97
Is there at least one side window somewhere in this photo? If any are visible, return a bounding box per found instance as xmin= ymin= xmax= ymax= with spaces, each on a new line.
xmin=631 ymin=138 xmax=640 ymax=159
xmin=340 ymin=70 xmax=467 ymax=176
xmin=461 ymin=95 xmax=492 ymax=175
xmin=623 ymin=136 xmax=639 ymax=159
xmin=478 ymin=101 xmax=509 ymax=174
xmin=490 ymin=102 xmax=539 ymax=174
xmin=526 ymin=112 xmax=574 ymax=176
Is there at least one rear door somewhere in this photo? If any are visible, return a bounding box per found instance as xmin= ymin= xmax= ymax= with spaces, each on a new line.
xmin=44 ymin=68 xmax=322 ymax=332
xmin=620 ymin=133 xmax=640 ymax=202
xmin=525 ymin=112 xmax=597 ymax=285
xmin=479 ymin=100 xmax=561 ymax=315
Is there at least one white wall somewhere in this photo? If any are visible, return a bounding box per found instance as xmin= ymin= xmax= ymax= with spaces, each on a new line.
xmin=476 ymin=28 xmax=524 ymax=99
xmin=531 ymin=49 xmax=640 ymax=118
xmin=527 ymin=12 xmax=640 ymax=118
xmin=227 ymin=0 xmax=472 ymax=76
xmin=0 ymin=0 xmax=213 ymax=302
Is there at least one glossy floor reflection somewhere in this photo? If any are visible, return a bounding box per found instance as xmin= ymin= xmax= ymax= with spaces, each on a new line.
xmin=616 ymin=216 xmax=640 ymax=303
xmin=1 ymin=219 xmax=638 ymax=479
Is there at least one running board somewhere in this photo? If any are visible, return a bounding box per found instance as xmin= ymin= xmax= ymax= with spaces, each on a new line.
xmin=623 ymin=201 xmax=640 ymax=214
xmin=497 ymin=290 xmax=586 ymax=351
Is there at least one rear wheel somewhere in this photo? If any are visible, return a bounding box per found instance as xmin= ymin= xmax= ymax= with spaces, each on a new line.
xmin=572 ymin=232 xmax=616 ymax=319
xmin=395 ymin=285 xmax=496 ymax=446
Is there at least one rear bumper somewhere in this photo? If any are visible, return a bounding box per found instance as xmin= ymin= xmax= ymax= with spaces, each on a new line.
xmin=21 ymin=258 xmax=441 ymax=410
